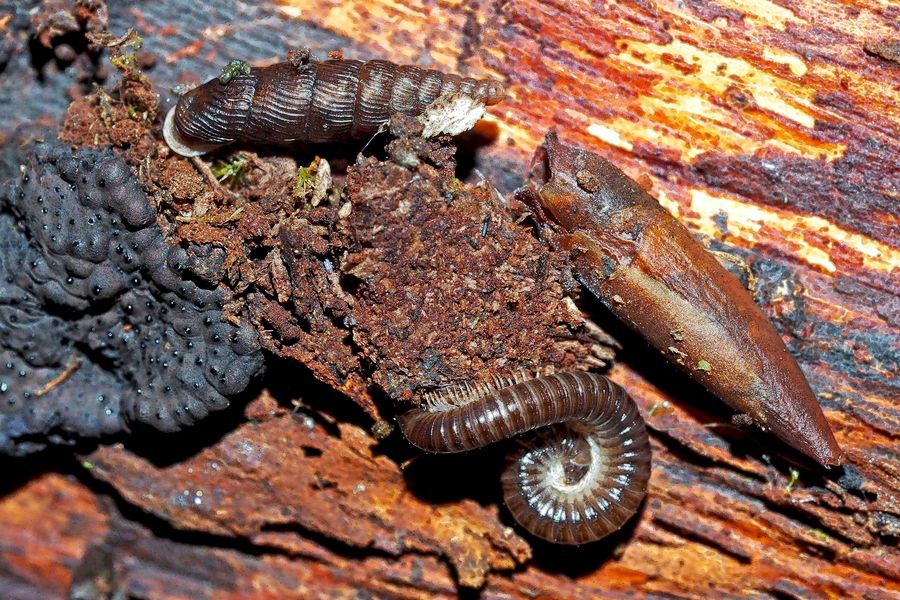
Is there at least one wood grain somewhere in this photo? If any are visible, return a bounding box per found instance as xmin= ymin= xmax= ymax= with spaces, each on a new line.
xmin=0 ymin=0 xmax=897 ymax=598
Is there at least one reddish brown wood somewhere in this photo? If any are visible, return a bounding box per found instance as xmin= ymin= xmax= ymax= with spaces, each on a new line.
xmin=1 ymin=0 xmax=897 ymax=598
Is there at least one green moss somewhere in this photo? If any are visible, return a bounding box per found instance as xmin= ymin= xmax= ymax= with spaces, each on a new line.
xmin=785 ymin=468 xmax=800 ymax=493
xmin=212 ymin=154 xmax=250 ymax=188
xmin=293 ymin=165 xmax=314 ymax=199
xmin=219 ymin=59 xmax=252 ymax=84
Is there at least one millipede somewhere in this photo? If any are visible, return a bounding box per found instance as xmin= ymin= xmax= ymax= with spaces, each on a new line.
xmin=398 ymin=371 xmax=651 ymax=545
xmin=164 ymin=50 xmax=506 ymax=156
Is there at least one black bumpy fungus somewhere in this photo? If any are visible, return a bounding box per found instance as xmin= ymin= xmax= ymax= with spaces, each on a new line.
xmin=0 ymin=141 xmax=263 ymax=455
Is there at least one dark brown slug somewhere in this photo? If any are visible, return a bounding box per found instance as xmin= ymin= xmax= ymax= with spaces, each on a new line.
xmin=522 ymin=131 xmax=843 ymax=467
xmin=163 ymin=51 xmax=506 ymax=156
xmin=398 ymin=372 xmax=651 ymax=545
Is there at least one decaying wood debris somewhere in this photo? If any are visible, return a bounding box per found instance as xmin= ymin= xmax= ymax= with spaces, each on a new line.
xmin=0 ymin=0 xmax=897 ymax=598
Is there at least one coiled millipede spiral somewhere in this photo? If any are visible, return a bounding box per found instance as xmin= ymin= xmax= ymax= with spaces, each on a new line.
xmin=398 ymin=371 xmax=651 ymax=544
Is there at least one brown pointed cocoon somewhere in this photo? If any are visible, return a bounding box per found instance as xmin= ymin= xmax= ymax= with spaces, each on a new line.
xmin=523 ymin=131 xmax=842 ymax=467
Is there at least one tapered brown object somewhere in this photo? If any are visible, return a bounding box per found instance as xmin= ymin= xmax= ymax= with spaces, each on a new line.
xmin=526 ymin=132 xmax=842 ymax=467
xmin=165 ymin=55 xmax=505 ymax=156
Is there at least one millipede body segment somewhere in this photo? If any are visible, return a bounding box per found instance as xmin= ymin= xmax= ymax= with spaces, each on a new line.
xmin=398 ymin=372 xmax=651 ymax=545
xmin=164 ymin=53 xmax=505 ymax=156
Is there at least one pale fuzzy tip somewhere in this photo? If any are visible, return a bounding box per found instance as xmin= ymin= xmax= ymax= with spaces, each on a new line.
xmin=418 ymin=92 xmax=487 ymax=138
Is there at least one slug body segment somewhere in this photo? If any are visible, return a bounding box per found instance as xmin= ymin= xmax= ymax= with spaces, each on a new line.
xmin=398 ymin=372 xmax=651 ymax=544
xmin=164 ymin=56 xmax=505 ymax=156
xmin=524 ymin=132 xmax=842 ymax=467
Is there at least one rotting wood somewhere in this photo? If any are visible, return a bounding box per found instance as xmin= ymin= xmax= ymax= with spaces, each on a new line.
xmin=0 ymin=0 xmax=897 ymax=598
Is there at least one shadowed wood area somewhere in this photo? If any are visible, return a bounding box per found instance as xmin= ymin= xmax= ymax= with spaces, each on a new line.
xmin=0 ymin=0 xmax=897 ymax=598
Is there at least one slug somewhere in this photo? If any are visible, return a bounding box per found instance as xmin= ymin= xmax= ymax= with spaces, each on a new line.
xmin=398 ymin=371 xmax=651 ymax=544
xmin=163 ymin=51 xmax=506 ymax=157
xmin=521 ymin=132 xmax=842 ymax=467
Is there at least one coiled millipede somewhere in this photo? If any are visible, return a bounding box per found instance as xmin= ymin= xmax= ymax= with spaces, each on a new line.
xmin=398 ymin=371 xmax=651 ymax=544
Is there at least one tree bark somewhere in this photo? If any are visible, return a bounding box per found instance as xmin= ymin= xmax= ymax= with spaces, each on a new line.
xmin=0 ymin=0 xmax=897 ymax=598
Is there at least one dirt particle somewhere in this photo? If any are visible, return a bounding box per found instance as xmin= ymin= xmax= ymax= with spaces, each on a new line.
xmin=371 ymin=420 xmax=395 ymax=439
xmin=575 ymin=169 xmax=601 ymax=193
xmin=864 ymin=40 xmax=900 ymax=64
